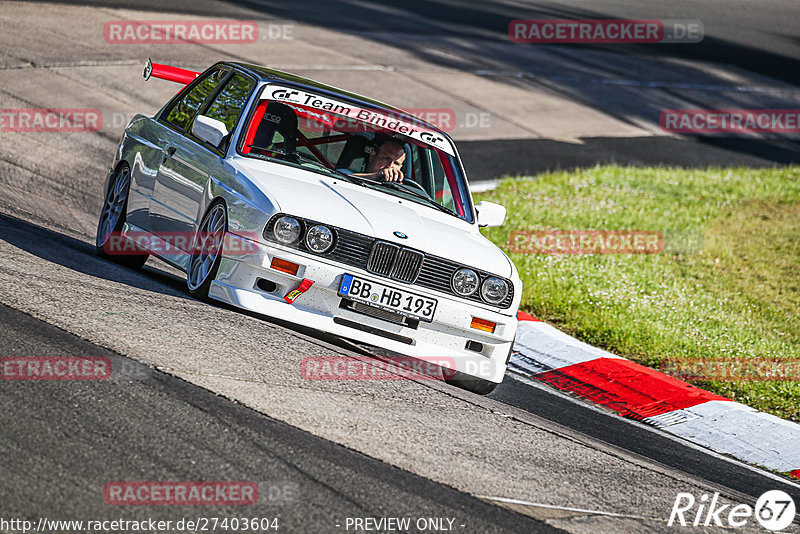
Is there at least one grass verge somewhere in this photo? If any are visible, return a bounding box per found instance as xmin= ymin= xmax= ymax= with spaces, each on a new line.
xmin=476 ymin=165 xmax=800 ymax=422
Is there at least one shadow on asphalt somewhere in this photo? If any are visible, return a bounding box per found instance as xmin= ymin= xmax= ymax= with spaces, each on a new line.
xmin=0 ymin=212 xmax=193 ymax=300
xmin=37 ymin=0 xmax=800 ymax=86
xmin=459 ymin=135 xmax=800 ymax=181
xmin=41 ymin=0 xmax=800 ymax=181
xmin=0 ymin=211 xmax=381 ymax=357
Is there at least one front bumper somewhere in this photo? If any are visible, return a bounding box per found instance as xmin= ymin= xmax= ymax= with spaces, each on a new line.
xmin=209 ymin=233 xmax=518 ymax=383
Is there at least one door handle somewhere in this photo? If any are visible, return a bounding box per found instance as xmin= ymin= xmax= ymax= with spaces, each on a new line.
xmin=162 ymin=146 xmax=177 ymax=164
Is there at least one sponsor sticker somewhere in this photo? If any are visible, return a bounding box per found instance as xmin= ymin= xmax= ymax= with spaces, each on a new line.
xmin=284 ymin=278 xmax=314 ymax=304
xmin=267 ymin=86 xmax=455 ymax=156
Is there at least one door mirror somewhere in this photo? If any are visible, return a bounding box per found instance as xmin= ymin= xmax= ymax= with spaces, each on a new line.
xmin=192 ymin=115 xmax=229 ymax=148
xmin=475 ymin=201 xmax=506 ymax=227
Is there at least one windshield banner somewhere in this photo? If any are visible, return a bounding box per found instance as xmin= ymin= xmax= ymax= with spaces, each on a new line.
xmin=264 ymin=85 xmax=455 ymax=156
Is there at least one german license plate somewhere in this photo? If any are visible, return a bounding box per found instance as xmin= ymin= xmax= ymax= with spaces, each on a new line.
xmin=338 ymin=274 xmax=437 ymax=322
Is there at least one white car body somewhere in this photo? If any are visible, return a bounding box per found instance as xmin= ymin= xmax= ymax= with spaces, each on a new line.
xmin=97 ymin=61 xmax=522 ymax=393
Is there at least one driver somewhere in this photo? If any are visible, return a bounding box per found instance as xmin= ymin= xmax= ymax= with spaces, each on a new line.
xmin=352 ymin=138 xmax=406 ymax=182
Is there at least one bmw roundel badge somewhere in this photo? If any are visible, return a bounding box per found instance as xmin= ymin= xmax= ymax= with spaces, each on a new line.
xmin=393 ymin=231 xmax=408 ymax=239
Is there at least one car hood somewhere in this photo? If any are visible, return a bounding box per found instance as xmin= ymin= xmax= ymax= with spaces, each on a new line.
xmin=235 ymin=158 xmax=513 ymax=277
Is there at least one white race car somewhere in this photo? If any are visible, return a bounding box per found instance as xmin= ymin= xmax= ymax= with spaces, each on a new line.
xmin=96 ymin=59 xmax=521 ymax=394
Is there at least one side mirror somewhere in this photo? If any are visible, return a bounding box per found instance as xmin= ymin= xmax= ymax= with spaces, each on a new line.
xmin=475 ymin=201 xmax=506 ymax=227
xmin=192 ymin=115 xmax=229 ymax=148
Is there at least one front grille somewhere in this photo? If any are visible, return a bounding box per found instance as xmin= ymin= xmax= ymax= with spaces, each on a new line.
xmin=367 ymin=242 xmax=400 ymax=276
xmin=416 ymin=256 xmax=456 ymax=288
xmin=367 ymin=242 xmax=424 ymax=283
xmin=391 ymin=248 xmax=424 ymax=283
xmin=327 ymin=229 xmax=372 ymax=269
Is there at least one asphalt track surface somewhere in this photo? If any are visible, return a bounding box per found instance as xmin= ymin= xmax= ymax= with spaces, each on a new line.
xmin=0 ymin=301 xmax=556 ymax=533
xmin=28 ymin=0 xmax=800 ymax=179
xmin=35 ymin=0 xmax=800 ymax=85
xmin=3 ymin=1 xmax=800 ymax=533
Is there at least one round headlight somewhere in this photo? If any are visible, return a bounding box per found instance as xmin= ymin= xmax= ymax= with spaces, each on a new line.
xmin=274 ymin=216 xmax=301 ymax=244
xmin=452 ymin=268 xmax=479 ymax=296
xmin=481 ymin=277 xmax=509 ymax=304
xmin=305 ymin=225 xmax=334 ymax=253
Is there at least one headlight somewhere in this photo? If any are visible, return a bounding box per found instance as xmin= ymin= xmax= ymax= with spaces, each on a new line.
xmin=481 ymin=277 xmax=508 ymax=304
xmin=274 ymin=216 xmax=301 ymax=244
xmin=305 ymin=225 xmax=334 ymax=253
xmin=452 ymin=268 xmax=479 ymax=296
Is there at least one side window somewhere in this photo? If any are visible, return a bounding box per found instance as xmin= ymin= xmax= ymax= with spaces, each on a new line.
xmin=204 ymin=74 xmax=256 ymax=134
xmin=412 ymin=144 xmax=424 ymax=183
xmin=163 ymin=68 xmax=228 ymax=132
xmin=428 ymin=148 xmax=455 ymax=210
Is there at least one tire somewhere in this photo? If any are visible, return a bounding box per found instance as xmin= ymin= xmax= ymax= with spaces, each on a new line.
xmin=95 ymin=164 xmax=148 ymax=269
xmin=443 ymin=369 xmax=499 ymax=395
xmin=186 ymin=200 xmax=227 ymax=300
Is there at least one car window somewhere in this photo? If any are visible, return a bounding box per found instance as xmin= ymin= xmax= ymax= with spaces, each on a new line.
xmin=204 ymin=74 xmax=256 ymax=134
xmin=429 ymin=148 xmax=456 ymax=211
xmin=163 ymin=68 xmax=228 ymax=132
xmin=240 ymin=86 xmax=472 ymax=222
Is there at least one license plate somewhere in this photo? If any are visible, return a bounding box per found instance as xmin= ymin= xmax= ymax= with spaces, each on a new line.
xmin=338 ymin=274 xmax=437 ymax=322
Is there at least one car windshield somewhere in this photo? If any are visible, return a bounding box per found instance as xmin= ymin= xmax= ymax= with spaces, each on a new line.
xmin=238 ymin=84 xmax=473 ymax=222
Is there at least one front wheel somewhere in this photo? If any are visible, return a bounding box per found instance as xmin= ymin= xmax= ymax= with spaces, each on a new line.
xmin=186 ymin=201 xmax=227 ymax=300
xmin=95 ymin=164 xmax=148 ymax=269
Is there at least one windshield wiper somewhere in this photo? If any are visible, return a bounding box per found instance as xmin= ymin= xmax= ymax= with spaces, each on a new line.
xmin=378 ymin=181 xmax=456 ymax=216
xmin=247 ymin=145 xmax=295 ymax=160
xmin=246 ymin=145 xmax=352 ymax=179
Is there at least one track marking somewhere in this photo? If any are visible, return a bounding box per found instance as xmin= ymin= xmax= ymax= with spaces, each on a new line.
xmin=469 ymin=179 xmax=500 ymax=192
xmin=476 ymin=495 xmax=669 ymax=523
xmin=470 ymin=69 xmax=800 ymax=94
xmin=507 ymin=373 xmax=800 ymax=490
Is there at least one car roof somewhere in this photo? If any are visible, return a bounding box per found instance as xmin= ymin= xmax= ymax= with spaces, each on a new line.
xmin=219 ymin=61 xmax=442 ymax=133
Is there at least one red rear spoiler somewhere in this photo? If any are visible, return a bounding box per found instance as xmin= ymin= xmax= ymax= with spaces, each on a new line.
xmin=142 ymin=58 xmax=200 ymax=85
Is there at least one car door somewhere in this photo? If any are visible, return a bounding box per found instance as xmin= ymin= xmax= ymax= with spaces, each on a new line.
xmin=149 ymin=67 xmax=230 ymax=237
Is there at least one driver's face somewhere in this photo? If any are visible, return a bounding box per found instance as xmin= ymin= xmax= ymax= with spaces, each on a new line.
xmin=366 ymin=143 xmax=406 ymax=173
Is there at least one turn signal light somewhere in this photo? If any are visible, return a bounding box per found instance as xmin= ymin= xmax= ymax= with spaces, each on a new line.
xmin=470 ymin=317 xmax=496 ymax=333
xmin=270 ymin=257 xmax=299 ymax=276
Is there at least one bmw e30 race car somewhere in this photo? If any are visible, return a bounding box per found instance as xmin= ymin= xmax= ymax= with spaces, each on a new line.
xmin=96 ymin=59 xmax=522 ymax=394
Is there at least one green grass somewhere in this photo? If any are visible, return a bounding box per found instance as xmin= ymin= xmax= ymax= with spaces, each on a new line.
xmin=476 ymin=166 xmax=800 ymax=422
